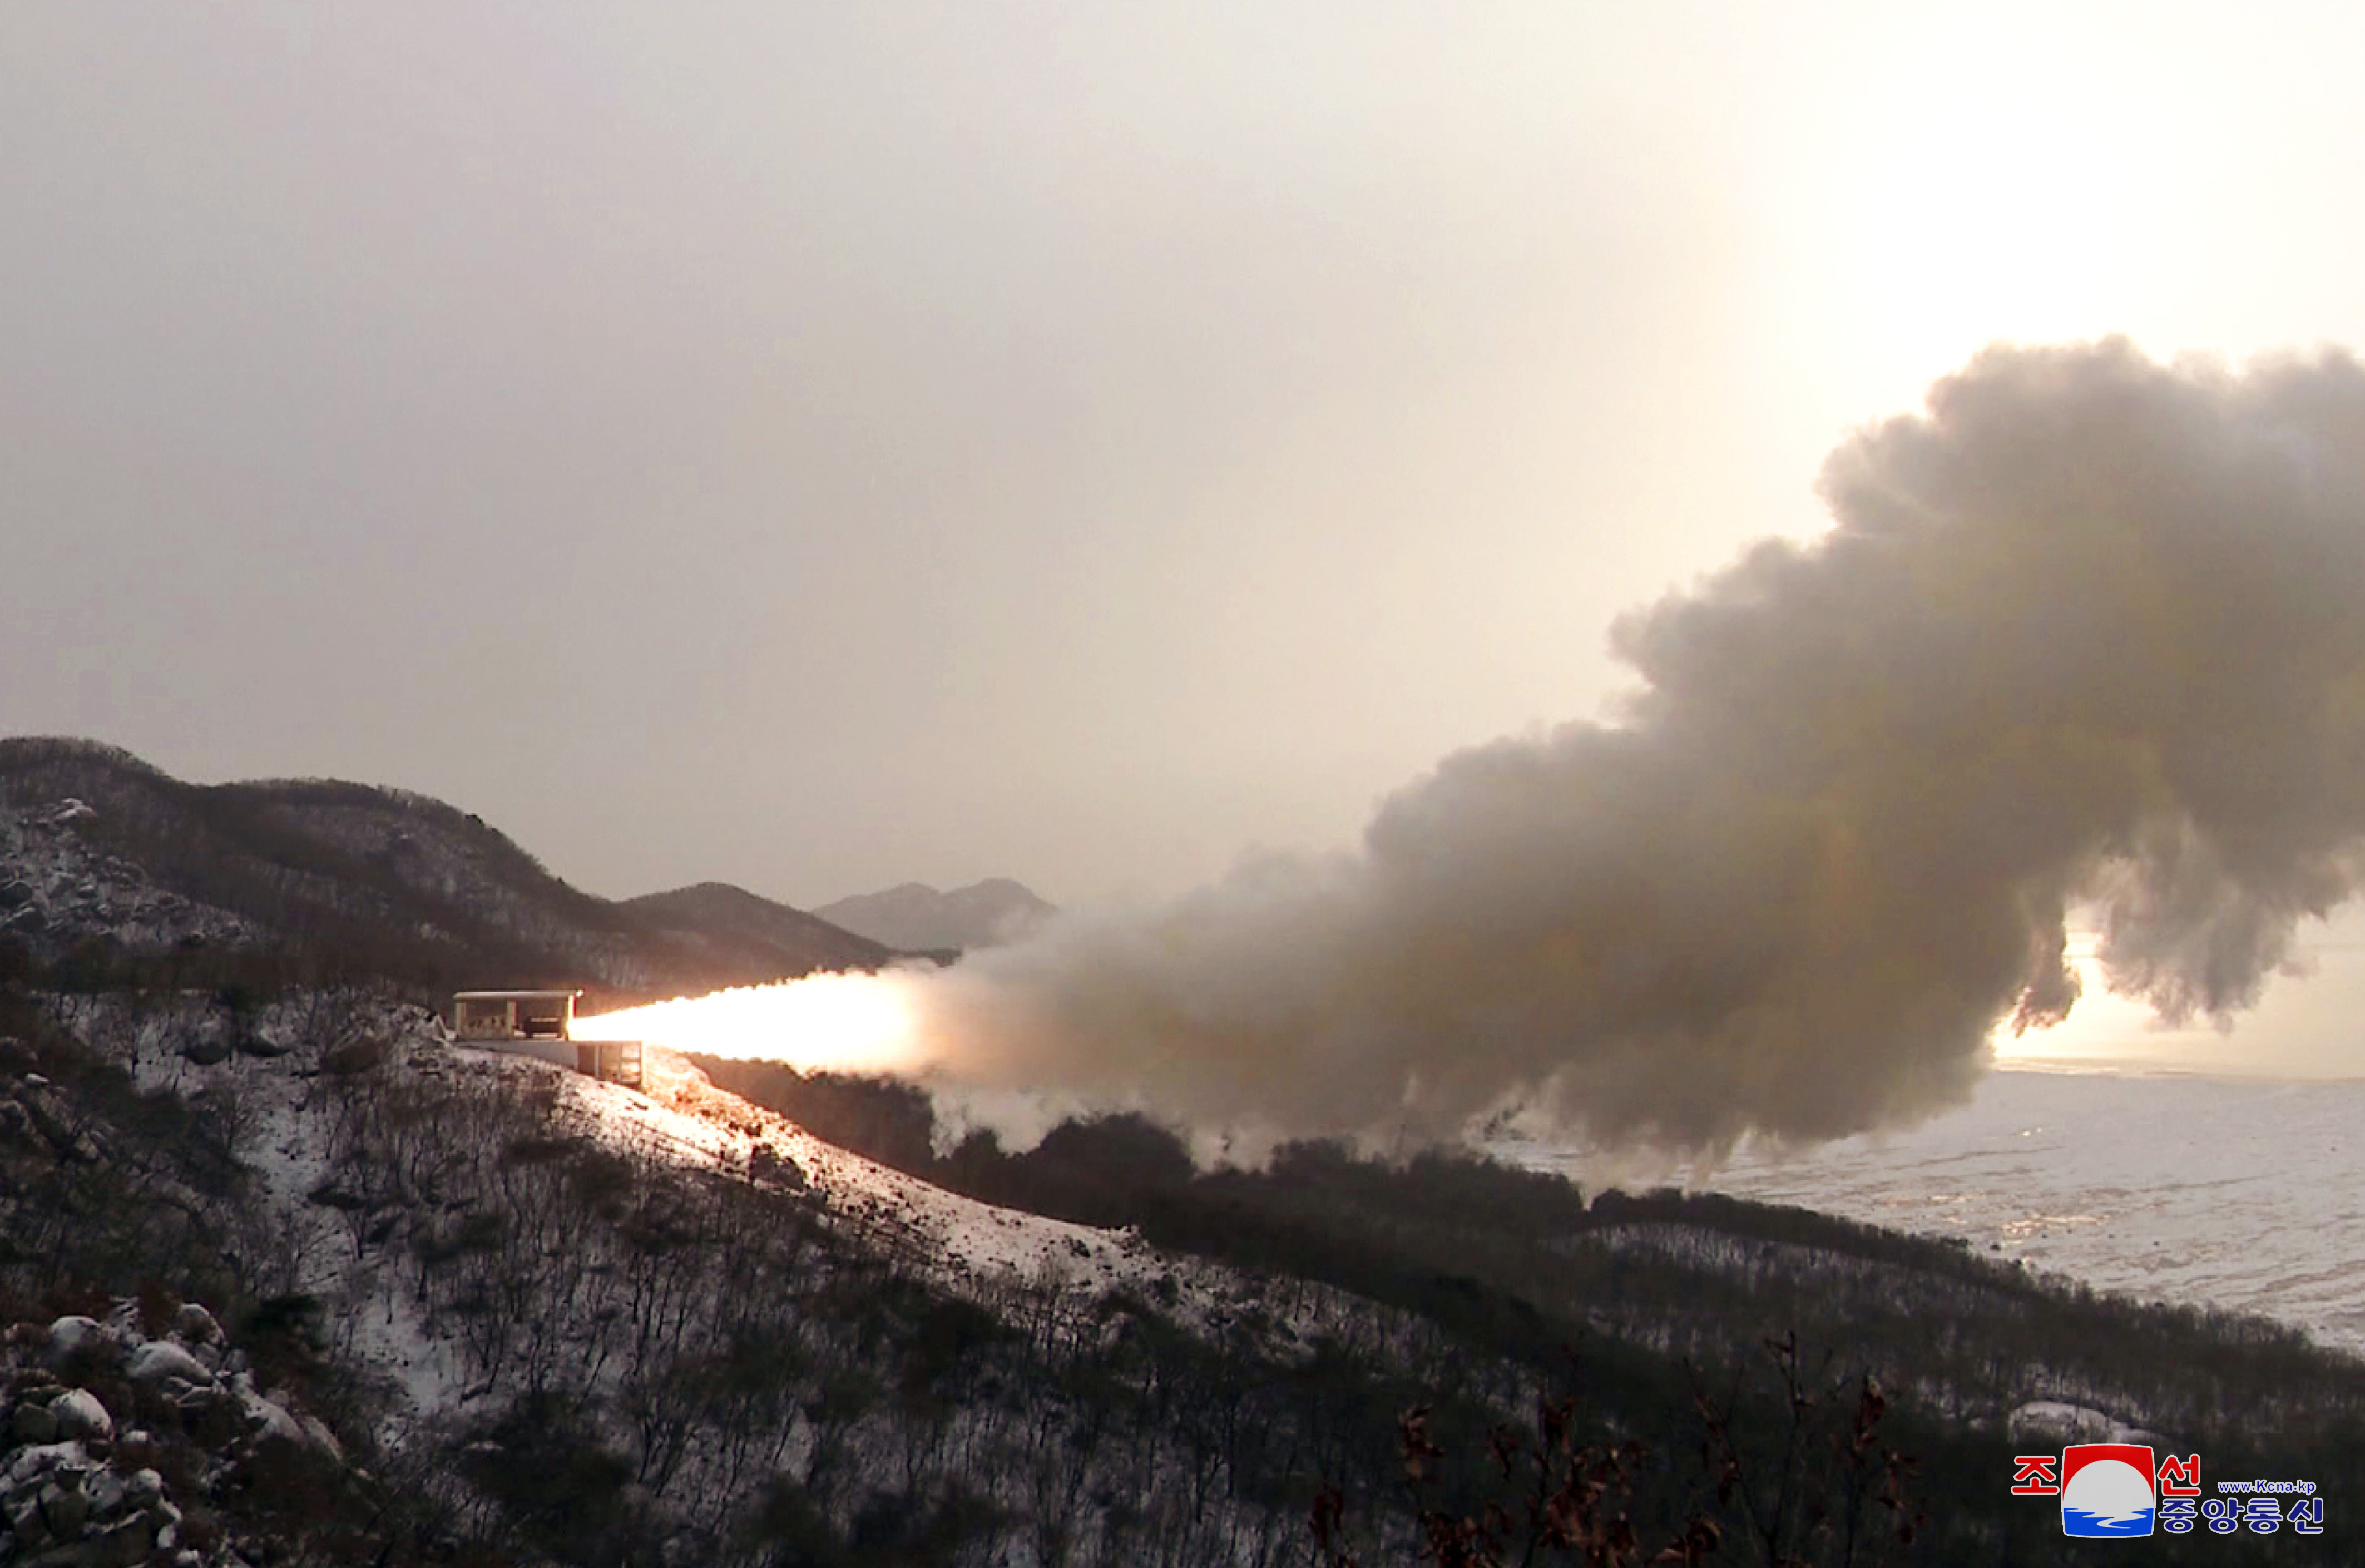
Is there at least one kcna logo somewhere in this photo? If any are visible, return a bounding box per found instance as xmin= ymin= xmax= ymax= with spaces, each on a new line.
xmin=2012 ymin=1443 xmax=2326 ymax=1537
xmin=2012 ymin=1444 xmax=2200 ymax=1539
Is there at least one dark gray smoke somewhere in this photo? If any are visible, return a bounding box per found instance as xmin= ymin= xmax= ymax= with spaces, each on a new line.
xmin=906 ymin=339 xmax=2365 ymax=1157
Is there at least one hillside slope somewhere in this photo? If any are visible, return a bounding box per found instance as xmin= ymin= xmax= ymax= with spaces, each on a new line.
xmin=8 ymin=968 xmax=2361 ymax=1564
xmin=0 ymin=737 xmax=885 ymax=998
xmin=621 ymin=881 xmax=895 ymax=980
xmin=4 ymin=743 xmax=2359 ymax=1562
xmin=2 ymin=982 xmax=1365 ymax=1565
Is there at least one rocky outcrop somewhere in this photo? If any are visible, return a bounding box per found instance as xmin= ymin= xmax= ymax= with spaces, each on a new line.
xmin=1 ymin=1304 xmax=359 ymax=1568
xmin=2006 ymin=1399 xmax=2169 ymax=1449
xmin=0 ymin=794 xmax=263 ymax=963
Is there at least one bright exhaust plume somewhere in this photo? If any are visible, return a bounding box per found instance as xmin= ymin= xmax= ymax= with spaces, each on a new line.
xmin=572 ymin=972 xmax=929 ymax=1077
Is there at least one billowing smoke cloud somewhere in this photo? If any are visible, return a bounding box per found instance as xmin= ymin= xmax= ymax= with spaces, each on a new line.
xmin=738 ymin=339 xmax=2365 ymax=1159
xmin=893 ymin=340 xmax=2365 ymax=1156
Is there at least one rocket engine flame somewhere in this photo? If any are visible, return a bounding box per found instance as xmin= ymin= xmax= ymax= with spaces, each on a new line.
xmin=572 ymin=971 xmax=929 ymax=1077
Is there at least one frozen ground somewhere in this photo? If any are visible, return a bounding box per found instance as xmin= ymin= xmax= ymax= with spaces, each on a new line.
xmin=41 ymin=990 xmax=1346 ymax=1446
xmin=1507 ymin=1068 xmax=2365 ymax=1357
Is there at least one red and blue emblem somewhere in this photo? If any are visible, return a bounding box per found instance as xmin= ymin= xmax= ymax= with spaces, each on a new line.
xmin=2061 ymin=1443 xmax=2155 ymax=1537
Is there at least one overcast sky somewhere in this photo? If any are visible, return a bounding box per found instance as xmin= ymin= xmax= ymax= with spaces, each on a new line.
xmin=9 ymin=1 xmax=2365 ymax=942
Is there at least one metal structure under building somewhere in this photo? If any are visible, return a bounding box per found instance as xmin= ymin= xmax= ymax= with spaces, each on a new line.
xmin=452 ymin=989 xmax=644 ymax=1088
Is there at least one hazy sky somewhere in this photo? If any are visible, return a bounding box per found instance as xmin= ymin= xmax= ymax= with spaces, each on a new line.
xmin=9 ymin=0 xmax=2365 ymax=936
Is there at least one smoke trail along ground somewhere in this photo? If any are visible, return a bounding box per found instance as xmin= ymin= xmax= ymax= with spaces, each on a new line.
xmin=584 ymin=340 xmax=2365 ymax=1159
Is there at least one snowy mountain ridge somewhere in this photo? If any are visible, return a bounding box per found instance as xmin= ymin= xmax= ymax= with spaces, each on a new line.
xmin=0 ymin=737 xmax=892 ymax=997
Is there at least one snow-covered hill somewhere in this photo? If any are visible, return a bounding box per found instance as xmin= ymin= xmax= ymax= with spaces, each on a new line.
xmin=13 ymin=980 xmax=2365 ymax=1565
xmin=13 ymin=985 xmax=1413 ymax=1565
xmin=0 ymin=738 xmax=889 ymax=997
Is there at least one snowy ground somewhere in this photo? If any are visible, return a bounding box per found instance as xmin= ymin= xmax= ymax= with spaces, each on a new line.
xmin=523 ymin=1045 xmax=1248 ymax=1321
xmin=1507 ymin=1067 xmax=2365 ymax=1357
xmin=41 ymin=990 xmax=1333 ymax=1447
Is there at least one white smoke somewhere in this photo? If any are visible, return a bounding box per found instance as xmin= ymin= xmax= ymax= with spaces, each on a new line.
xmin=879 ymin=340 xmax=2365 ymax=1158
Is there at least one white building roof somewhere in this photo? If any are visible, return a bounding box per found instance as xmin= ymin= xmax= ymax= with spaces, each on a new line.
xmin=452 ymin=990 xmax=582 ymax=1001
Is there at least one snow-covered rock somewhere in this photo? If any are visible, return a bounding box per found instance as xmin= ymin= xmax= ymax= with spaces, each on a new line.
xmin=171 ymin=1303 xmax=221 ymax=1346
xmin=43 ymin=1317 xmax=101 ymax=1364
xmin=3 ymin=1300 xmax=362 ymax=1568
xmin=0 ymin=1432 xmax=187 ymax=1567
xmin=0 ymin=797 xmax=264 ymax=960
xmin=126 ymin=1341 xmax=215 ymax=1387
xmin=299 ymin=1413 xmax=345 ymax=1461
xmin=47 ymin=1388 xmax=112 ymax=1442
xmin=2008 ymin=1401 xmax=2117 ymax=1446
xmin=227 ymin=1374 xmax=305 ymax=1448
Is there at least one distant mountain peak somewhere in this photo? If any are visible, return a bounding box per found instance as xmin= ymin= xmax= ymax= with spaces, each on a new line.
xmin=815 ymin=877 xmax=1056 ymax=953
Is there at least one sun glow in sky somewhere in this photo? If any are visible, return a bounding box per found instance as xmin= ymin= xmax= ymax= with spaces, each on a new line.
xmin=16 ymin=3 xmax=2365 ymax=1084
xmin=1990 ymin=931 xmax=2365 ymax=1080
xmin=13 ymin=3 xmax=2365 ymax=914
